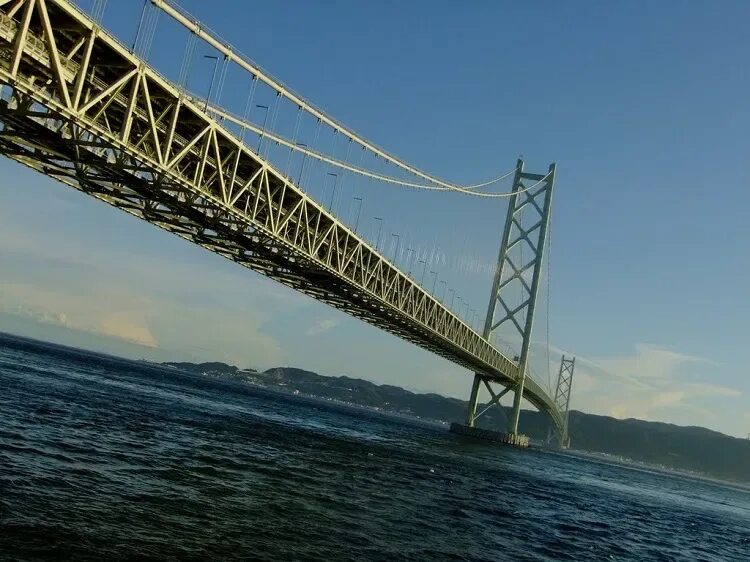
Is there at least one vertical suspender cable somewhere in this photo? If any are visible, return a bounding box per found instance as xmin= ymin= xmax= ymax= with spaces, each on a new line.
xmin=322 ymin=129 xmax=338 ymax=206
xmin=142 ymin=5 xmax=160 ymax=59
xmin=178 ymin=32 xmax=196 ymax=90
xmin=264 ymin=92 xmax=281 ymax=159
xmin=335 ymin=138 xmax=353 ymax=213
xmin=546 ymin=204 xmax=552 ymax=393
xmin=214 ymin=55 xmax=230 ymax=108
xmin=239 ymin=76 xmax=258 ymax=142
xmin=284 ymin=107 xmax=303 ymax=177
xmin=92 ymin=0 xmax=108 ymax=25
xmin=303 ymin=118 xmax=322 ymax=189
xmin=132 ymin=0 xmax=148 ymax=54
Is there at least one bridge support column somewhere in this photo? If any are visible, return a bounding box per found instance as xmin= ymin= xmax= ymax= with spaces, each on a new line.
xmin=509 ymin=382 xmax=525 ymax=434
xmin=551 ymin=355 xmax=575 ymax=447
xmin=462 ymin=159 xmax=557 ymax=438
xmin=466 ymin=374 xmax=482 ymax=426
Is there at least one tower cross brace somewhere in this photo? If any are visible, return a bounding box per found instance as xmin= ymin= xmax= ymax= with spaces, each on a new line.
xmin=465 ymin=159 xmax=556 ymax=436
xmin=552 ymin=355 xmax=575 ymax=447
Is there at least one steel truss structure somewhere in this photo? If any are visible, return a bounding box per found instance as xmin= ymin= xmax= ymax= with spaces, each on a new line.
xmin=0 ymin=0 xmax=566 ymax=435
xmin=466 ymin=160 xmax=558 ymax=435
xmin=552 ymin=356 xmax=575 ymax=447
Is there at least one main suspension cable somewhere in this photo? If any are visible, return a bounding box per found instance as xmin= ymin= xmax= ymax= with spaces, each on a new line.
xmin=153 ymin=0 xmax=521 ymax=193
xmin=193 ymin=96 xmax=548 ymax=197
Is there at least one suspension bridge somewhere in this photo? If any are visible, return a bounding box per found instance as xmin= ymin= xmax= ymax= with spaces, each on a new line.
xmin=0 ymin=0 xmax=575 ymax=445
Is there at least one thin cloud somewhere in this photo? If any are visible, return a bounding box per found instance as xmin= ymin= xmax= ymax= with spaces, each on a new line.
xmin=98 ymin=313 xmax=158 ymax=348
xmin=305 ymin=317 xmax=341 ymax=336
xmin=558 ymin=344 xmax=744 ymax=432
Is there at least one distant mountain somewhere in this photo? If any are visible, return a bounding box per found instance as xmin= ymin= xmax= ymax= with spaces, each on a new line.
xmin=164 ymin=362 xmax=750 ymax=484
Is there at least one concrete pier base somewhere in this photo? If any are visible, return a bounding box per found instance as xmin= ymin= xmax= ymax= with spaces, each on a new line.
xmin=449 ymin=423 xmax=530 ymax=448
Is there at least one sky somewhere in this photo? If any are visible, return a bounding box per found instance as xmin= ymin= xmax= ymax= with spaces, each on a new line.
xmin=1 ymin=0 xmax=749 ymax=437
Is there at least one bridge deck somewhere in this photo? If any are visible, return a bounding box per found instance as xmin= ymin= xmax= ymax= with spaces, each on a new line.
xmin=0 ymin=0 xmax=562 ymax=432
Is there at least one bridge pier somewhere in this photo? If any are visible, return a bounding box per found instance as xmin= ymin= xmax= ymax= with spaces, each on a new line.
xmin=454 ymin=372 xmax=528 ymax=447
xmin=450 ymin=422 xmax=529 ymax=447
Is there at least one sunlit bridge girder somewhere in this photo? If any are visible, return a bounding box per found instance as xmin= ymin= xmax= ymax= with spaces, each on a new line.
xmin=0 ymin=0 xmax=564 ymax=434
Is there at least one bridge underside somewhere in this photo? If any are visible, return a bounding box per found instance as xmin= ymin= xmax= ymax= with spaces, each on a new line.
xmin=0 ymin=0 xmax=564 ymax=435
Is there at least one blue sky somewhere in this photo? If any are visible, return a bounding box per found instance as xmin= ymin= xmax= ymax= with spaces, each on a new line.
xmin=1 ymin=0 xmax=748 ymax=437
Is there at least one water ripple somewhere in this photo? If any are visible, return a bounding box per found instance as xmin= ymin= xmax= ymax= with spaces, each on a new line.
xmin=1 ymin=336 xmax=748 ymax=561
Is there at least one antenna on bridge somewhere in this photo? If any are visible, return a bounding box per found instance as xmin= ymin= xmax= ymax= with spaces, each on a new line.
xmin=465 ymin=159 xmax=556 ymax=437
